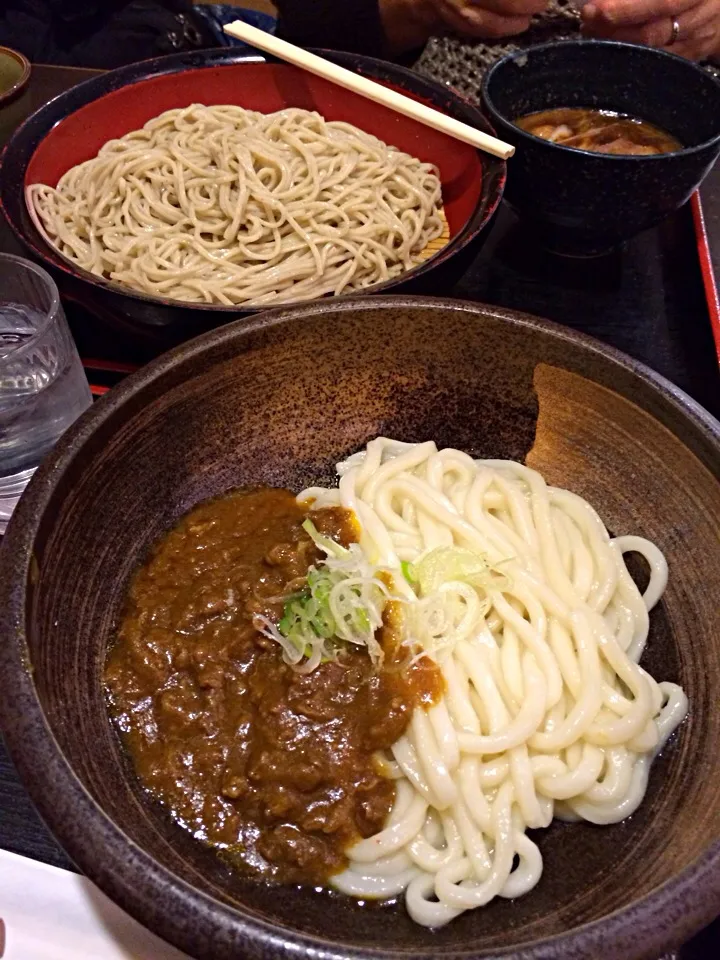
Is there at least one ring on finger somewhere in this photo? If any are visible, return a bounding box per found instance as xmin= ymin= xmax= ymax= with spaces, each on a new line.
xmin=668 ymin=16 xmax=681 ymax=45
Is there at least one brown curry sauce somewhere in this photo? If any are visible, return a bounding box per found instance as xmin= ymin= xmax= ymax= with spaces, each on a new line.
xmin=105 ymin=488 xmax=442 ymax=887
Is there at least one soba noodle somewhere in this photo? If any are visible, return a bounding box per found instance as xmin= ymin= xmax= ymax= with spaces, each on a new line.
xmin=26 ymin=105 xmax=445 ymax=306
xmin=297 ymin=438 xmax=688 ymax=927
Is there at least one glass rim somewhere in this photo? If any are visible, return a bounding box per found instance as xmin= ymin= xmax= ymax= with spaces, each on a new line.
xmin=0 ymin=252 xmax=61 ymax=363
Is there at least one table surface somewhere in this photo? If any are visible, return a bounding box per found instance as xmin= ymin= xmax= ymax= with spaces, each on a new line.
xmin=0 ymin=63 xmax=719 ymax=960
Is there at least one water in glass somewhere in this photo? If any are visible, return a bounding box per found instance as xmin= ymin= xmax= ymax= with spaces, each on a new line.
xmin=0 ymin=301 xmax=91 ymax=478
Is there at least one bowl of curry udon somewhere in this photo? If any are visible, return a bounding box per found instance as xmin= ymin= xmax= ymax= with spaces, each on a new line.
xmin=0 ymin=48 xmax=503 ymax=343
xmin=1 ymin=296 xmax=720 ymax=960
xmin=481 ymin=40 xmax=720 ymax=255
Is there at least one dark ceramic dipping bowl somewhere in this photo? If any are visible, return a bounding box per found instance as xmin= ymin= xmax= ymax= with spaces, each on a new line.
xmin=0 ymin=49 xmax=503 ymax=345
xmin=0 ymin=46 xmax=30 ymax=107
xmin=482 ymin=40 xmax=720 ymax=255
xmin=1 ymin=296 xmax=720 ymax=960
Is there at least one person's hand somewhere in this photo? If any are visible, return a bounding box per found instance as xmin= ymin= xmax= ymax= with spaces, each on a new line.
xmin=582 ymin=0 xmax=720 ymax=61
xmin=430 ymin=0 xmax=550 ymax=39
xmin=379 ymin=0 xmax=548 ymax=55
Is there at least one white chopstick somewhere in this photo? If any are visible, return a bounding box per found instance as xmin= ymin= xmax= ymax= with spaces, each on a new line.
xmin=222 ymin=20 xmax=515 ymax=160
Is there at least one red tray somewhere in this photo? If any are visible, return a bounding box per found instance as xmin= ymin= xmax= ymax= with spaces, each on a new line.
xmin=691 ymin=191 xmax=720 ymax=365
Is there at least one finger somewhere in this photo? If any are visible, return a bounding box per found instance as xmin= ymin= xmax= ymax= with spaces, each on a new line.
xmin=663 ymin=38 xmax=716 ymax=57
xmin=467 ymin=0 xmax=549 ymax=15
xmin=437 ymin=6 xmax=533 ymax=37
xmin=585 ymin=2 xmax=717 ymax=46
xmin=583 ymin=0 xmax=700 ymax=27
xmin=662 ymin=17 xmax=720 ymax=57
xmin=583 ymin=16 xmax=672 ymax=43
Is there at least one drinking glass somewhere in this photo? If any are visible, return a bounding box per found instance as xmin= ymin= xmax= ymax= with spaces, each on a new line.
xmin=0 ymin=254 xmax=92 ymax=533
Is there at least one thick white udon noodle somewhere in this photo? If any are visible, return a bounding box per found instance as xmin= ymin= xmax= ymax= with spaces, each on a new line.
xmin=299 ymin=438 xmax=688 ymax=927
xmin=26 ymin=105 xmax=444 ymax=306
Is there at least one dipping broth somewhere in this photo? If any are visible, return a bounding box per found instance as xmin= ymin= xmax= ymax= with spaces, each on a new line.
xmin=515 ymin=108 xmax=682 ymax=155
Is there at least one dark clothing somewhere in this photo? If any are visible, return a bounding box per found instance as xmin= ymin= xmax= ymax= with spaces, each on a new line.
xmin=0 ymin=0 xmax=215 ymax=68
xmin=0 ymin=0 xmax=385 ymax=70
xmin=275 ymin=0 xmax=386 ymax=57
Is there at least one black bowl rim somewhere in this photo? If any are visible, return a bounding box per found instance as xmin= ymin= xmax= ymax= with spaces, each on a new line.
xmin=0 ymin=48 xmax=505 ymax=315
xmin=0 ymin=295 xmax=719 ymax=960
xmin=482 ymin=39 xmax=720 ymax=162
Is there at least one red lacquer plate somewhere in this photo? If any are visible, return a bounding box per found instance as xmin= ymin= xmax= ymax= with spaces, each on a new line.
xmin=0 ymin=50 xmax=505 ymax=341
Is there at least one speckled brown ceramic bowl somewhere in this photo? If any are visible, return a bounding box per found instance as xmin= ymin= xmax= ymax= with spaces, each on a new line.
xmin=0 ymin=296 xmax=719 ymax=960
